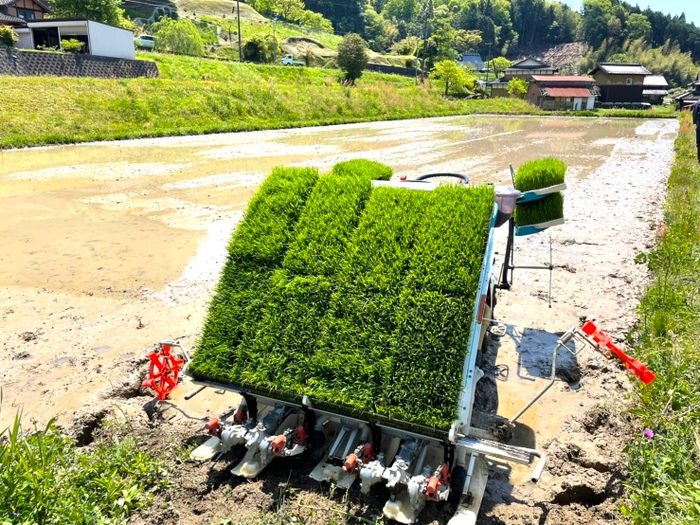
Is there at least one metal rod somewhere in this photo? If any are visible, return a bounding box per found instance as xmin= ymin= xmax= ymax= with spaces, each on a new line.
xmin=548 ymin=235 xmax=553 ymax=309
xmin=236 ymin=0 xmax=242 ymax=62
xmin=507 ymin=330 xmax=575 ymax=426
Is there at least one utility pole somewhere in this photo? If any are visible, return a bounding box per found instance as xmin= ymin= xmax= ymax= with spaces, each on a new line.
xmin=485 ymin=42 xmax=493 ymax=82
xmin=232 ymin=0 xmax=242 ymax=61
xmin=273 ymin=15 xmax=279 ymax=64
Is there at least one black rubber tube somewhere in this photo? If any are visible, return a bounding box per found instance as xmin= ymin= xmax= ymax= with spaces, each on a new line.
xmin=415 ymin=173 xmax=470 ymax=184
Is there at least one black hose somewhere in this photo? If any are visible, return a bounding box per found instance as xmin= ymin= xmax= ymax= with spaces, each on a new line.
xmin=415 ymin=173 xmax=470 ymax=184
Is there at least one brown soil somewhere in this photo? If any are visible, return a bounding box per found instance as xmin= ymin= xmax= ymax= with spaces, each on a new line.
xmin=0 ymin=116 xmax=679 ymax=524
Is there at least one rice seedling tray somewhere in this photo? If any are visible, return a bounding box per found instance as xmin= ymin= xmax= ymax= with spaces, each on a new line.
xmin=189 ymin=163 xmax=498 ymax=435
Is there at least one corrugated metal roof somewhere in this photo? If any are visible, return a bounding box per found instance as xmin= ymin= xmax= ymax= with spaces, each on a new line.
xmin=597 ymin=63 xmax=651 ymax=76
xmin=531 ymin=75 xmax=594 ymax=83
xmin=643 ymin=75 xmax=668 ymax=87
xmin=544 ymin=87 xmax=593 ymax=98
xmin=643 ymin=89 xmax=669 ymax=96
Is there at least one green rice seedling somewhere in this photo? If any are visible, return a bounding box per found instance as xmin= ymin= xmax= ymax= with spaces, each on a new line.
xmin=404 ymin=185 xmax=495 ymax=297
xmin=385 ymin=289 xmax=474 ymax=428
xmin=306 ymin=188 xmax=429 ymax=414
xmin=189 ymin=168 xmax=319 ymax=380
xmin=515 ymin=158 xmax=566 ymax=192
xmin=332 ymin=159 xmax=394 ymax=181
xmin=283 ymin=174 xmax=373 ymax=278
xmin=229 ymin=167 xmax=319 ymax=268
xmin=514 ymin=192 xmax=564 ymax=227
xmin=236 ymin=271 xmax=333 ymax=396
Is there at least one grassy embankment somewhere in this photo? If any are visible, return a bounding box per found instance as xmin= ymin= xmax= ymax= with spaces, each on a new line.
xmin=622 ymin=112 xmax=700 ymax=523
xmin=0 ymin=54 xmax=536 ymax=149
xmin=0 ymin=52 xmax=677 ymax=149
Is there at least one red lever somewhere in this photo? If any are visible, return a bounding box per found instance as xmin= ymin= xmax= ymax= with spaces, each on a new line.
xmin=581 ymin=322 xmax=655 ymax=385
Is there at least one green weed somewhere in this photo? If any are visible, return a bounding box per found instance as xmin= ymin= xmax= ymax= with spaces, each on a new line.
xmin=622 ymin=112 xmax=700 ymax=523
xmin=0 ymin=415 xmax=167 ymax=524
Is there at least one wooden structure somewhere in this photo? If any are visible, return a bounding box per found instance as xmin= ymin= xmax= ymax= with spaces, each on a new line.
xmin=674 ymin=73 xmax=700 ymax=110
xmin=589 ymin=63 xmax=651 ymax=105
xmin=0 ymin=0 xmax=49 ymax=27
xmin=525 ymin=75 xmax=598 ymax=111
xmin=489 ymin=57 xmax=559 ymax=97
xmin=642 ymin=75 xmax=670 ymax=105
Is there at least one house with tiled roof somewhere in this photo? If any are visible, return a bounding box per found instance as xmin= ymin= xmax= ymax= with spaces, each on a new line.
xmin=488 ymin=57 xmax=559 ymax=97
xmin=674 ymin=73 xmax=700 ymax=110
xmin=642 ymin=75 xmax=669 ymax=105
xmin=525 ymin=75 xmax=599 ymax=111
xmin=0 ymin=0 xmax=50 ymax=26
xmin=589 ymin=63 xmax=651 ymax=105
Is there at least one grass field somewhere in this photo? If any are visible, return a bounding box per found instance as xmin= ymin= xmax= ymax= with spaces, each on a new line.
xmin=622 ymin=112 xmax=700 ymax=523
xmin=0 ymin=52 xmax=679 ymax=149
xmin=0 ymin=55 xmax=541 ymax=149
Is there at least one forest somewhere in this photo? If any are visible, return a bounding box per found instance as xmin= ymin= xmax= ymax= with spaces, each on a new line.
xmin=251 ymin=0 xmax=699 ymax=86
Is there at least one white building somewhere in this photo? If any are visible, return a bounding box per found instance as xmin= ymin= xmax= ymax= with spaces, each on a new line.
xmin=15 ymin=19 xmax=135 ymax=60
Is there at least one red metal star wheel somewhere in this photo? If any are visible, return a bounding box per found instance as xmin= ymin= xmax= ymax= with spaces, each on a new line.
xmin=142 ymin=342 xmax=185 ymax=401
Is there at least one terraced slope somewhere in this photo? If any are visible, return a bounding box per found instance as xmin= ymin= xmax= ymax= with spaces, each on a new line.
xmin=189 ymin=162 xmax=495 ymax=431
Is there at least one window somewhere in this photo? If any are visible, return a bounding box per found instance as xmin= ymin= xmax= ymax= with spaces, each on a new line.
xmin=16 ymin=8 xmax=36 ymax=19
xmin=626 ymin=78 xmax=633 ymax=85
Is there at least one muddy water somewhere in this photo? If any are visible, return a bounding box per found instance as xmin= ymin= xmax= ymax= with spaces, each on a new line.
xmin=0 ymin=116 xmax=640 ymax=296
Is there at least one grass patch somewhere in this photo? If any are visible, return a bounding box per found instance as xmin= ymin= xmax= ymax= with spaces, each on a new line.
xmin=515 ymin=158 xmax=566 ymax=192
xmin=191 ymin=162 xmax=495 ymax=431
xmin=621 ymin=112 xmax=700 ymax=523
xmin=514 ymin=193 xmax=564 ymax=227
xmin=0 ymin=415 xmax=167 ymax=524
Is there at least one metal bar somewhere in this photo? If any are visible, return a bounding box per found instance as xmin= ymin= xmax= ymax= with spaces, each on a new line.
xmin=456 ymin=204 xmax=498 ymax=436
xmin=457 ymin=436 xmax=532 ymax=465
xmin=507 ymin=330 xmax=575 ymax=425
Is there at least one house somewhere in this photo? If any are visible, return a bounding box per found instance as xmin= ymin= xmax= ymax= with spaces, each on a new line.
xmin=0 ymin=0 xmax=50 ymax=24
xmin=642 ymin=75 xmax=669 ymax=105
xmin=488 ymin=57 xmax=559 ymax=97
xmin=589 ymin=63 xmax=651 ymax=105
xmin=525 ymin=75 xmax=598 ymax=111
xmin=13 ymin=19 xmax=136 ymax=60
xmin=673 ymin=73 xmax=700 ymax=110
xmin=457 ymin=52 xmax=484 ymax=71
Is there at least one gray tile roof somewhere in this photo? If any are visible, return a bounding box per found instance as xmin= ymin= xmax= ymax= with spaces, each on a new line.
xmin=643 ymin=89 xmax=669 ymax=96
xmin=644 ymin=75 xmax=668 ymax=87
xmin=597 ymin=63 xmax=651 ymax=76
xmin=0 ymin=11 xmax=26 ymax=25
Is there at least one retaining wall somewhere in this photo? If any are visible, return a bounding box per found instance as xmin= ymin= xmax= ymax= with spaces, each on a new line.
xmin=0 ymin=49 xmax=159 ymax=78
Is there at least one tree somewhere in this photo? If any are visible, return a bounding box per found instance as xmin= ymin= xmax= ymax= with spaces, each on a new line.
xmin=152 ymin=18 xmax=205 ymax=56
xmin=430 ymin=59 xmax=469 ymax=96
xmin=301 ymin=10 xmax=333 ymax=32
xmin=48 ymin=0 xmax=131 ymax=28
xmin=491 ymin=56 xmax=511 ymax=77
xmin=508 ymin=78 xmax=528 ymax=98
xmin=0 ymin=25 xmax=19 ymax=48
xmin=337 ymin=33 xmax=369 ymax=84
xmin=242 ymin=34 xmax=279 ymax=62
xmin=627 ymin=13 xmax=652 ymax=42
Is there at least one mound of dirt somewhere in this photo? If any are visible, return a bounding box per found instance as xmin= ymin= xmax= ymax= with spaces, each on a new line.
xmin=281 ymin=36 xmax=336 ymax=60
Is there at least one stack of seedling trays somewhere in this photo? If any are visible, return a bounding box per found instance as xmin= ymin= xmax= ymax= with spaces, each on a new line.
xmin=189 ymin=159 xmax=496 ymax=435
xmin=512 ymin=158 xmax=566 ymax=236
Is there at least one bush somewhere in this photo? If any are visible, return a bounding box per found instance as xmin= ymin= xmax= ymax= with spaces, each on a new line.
xmin=337 ymin=33 xmax=369 ymax=84
xmin=508 ymin=78 xmax=528 ymax=97
xmin=0 ymin=25 xmax=18 ymax=48
xmin=242 ymin=34 xmax=278 ymax=63
xmin=331 ymin=159 xmax=393 ymax=180
xmin=152 ymin=18 xmax=205 ymax=56
xmin=515 ymin=158 xmax=567 ymax=192
xmin=61 ymin=38 xmax=85 ymax=53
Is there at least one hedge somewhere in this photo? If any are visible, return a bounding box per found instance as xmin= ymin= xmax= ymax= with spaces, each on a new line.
xmin=191 ymin=161 xmax=496 ymax=431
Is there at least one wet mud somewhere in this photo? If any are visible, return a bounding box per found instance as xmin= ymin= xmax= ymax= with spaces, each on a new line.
xmin=0 ymin=116 xmax=679 ymax=524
